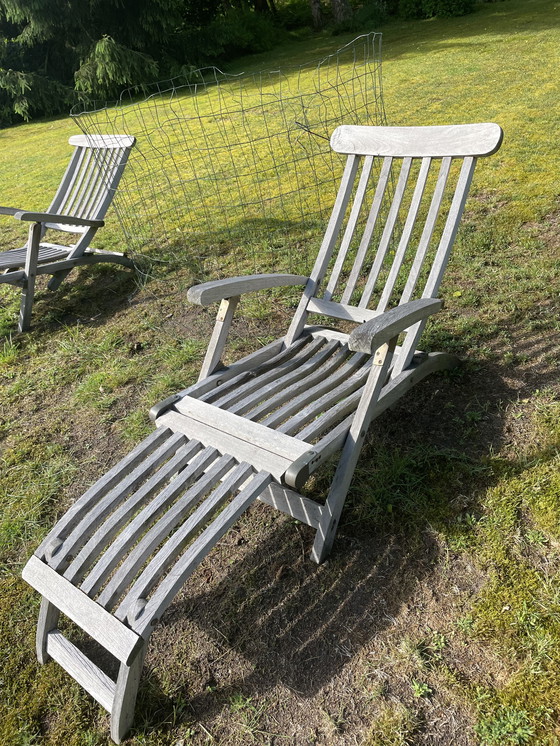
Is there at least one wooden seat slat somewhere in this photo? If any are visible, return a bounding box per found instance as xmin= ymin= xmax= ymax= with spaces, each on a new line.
xmin=82 ymin=446 xmax=220 ymax=602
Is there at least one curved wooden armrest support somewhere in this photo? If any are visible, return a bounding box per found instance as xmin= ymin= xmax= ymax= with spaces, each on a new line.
xmin=348 ymin=298 xmax=443 ymax=354
xmin=187 ymin=273 xmax=309 ymax=306
xmin=14 ymin=211 xmax=104 ymax=228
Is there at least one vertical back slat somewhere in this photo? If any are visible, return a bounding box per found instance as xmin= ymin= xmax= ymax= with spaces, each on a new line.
xmin=323 ymin=156 xmax=374 ymax=301
xmin=376 ymin=157 xmax=432 ymax=313
xmin=358 ymin=157 xmax=412 ymax=308
xmin=47 ymin=148 xmax=84 ymax=214
xmin=393 ymin=156 xmax=477 ymax=375
xmin=399 ymin=157 xmax=452 ymax=305
xmin=88 ymin=148 xmax=123 ymax=218
xmin=80 ymin=147 xmax=116 ymax=219
xmin=284 ymin=154 xmax=361 ymax=346
xmin=64 ymin=150 xmax=95 ymax=217
xmin=341 ymin=156 xmax=392 ymax=304
xmin=51 ymin=148 xmax=89 ymax=215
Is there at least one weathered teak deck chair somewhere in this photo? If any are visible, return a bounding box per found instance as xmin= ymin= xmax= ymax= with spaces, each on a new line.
xmin=0 ymin=134 xmax=135 ymax=332
xmin=22 ymin=123 xmax=502 ymax=742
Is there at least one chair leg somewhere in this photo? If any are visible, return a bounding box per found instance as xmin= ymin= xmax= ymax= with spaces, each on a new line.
xmin=110 ymin=642 xmax=147 ymax=744
xmin=18 ymin=222 xmax=41 ymax=332
xmin=311 ymin=339 xmax=398 ymax=565
xmin=47 ymin=269 xmax=71 ymax=292
xmin=311 ymin=444 xmax=358 ymax=565
xmin=36 ymin=598 xmax=60 ymax=664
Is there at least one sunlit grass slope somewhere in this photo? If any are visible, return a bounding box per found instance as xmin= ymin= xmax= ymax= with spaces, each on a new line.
xmin=1 ymin=1 xmax=559 ymax=744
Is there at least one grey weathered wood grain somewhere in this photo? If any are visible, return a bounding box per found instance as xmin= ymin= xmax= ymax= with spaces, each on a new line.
xmin=158 ymin=411 xmax=286 ymax=474
xmin=198 ymin=296 xmax=240 ymax=380
xmin=258 ymin=349 xmax=363 ymax=428
xmin=133 ymin=470 xmax=272 ymax=637
xmin=172 ymin=397 xmax=312 ymax=462
xmin=258 ymin=483 xmax=323 ymax=528
xmin=359 ymin=157 xmax=412 ymax=308
xmin=246 ymin=345 xmax=351 ymax=423
xmin=53 ymin=432 xmax=186 ymax=572
xmin=207 ymin=336 xmax=319 ymax=409
xmin=306 ymin=297 xmax=381 ymax=324
xmin=69 ymin=134 xmax=136 ymax=149
xmin=117 ymin=462 xmax=255 ymax=623
xmin=36 ymin=598 xmax=60 ymax=664
xmin=323 ymin=155 xmax=374 ymax=301
xmin=111 ymin=644 xmax=146 ymax=744
xmin=393 ymin=156 xmax=476 ymax=375
xmin=64 ymin=439 xmax=203 ymax=584
xmin=18 ymin=221 xmax=41 ymax=331
xmin=86 ymin=445 xmax=218 ymax=602
xmin=284 ymin=154 xmax=361 ymax=346
xmin=14 ymin=210 xmax=104 ymax=228
xmin=23 ymin=556 xmax=142 ymax=664
xmin=36 ymin=427 xmax=170 ymax=562
xmin=341 ymin=155 xmax=393 ymax=305
xmin=348 ymin=298 xmax=443 ymax=355
xmin=279 ymin=361 xmax=371 ymax=438
xmin=376 ymin=157 xmax=431 ymax=312
xmin=99 ymin=453 xmax=233 ymax=613
xmin=331 ymin=123 xmax=503 ymax=158
xmin=197 ymin=337 xmax=308 ymax=404
xmin=311 ymin=335 xmax=398 ymax=563
xmin=47 ymin=630 xmax=116 ymax=712
xmin=227 ymin=340 xmax=339 ymax=417
xmin=187 ymin=273 xmax=309 ymax=306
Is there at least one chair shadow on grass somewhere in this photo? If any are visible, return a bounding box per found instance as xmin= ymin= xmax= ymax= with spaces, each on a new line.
xmin=128 ymin=354 xmax=552 ymax=736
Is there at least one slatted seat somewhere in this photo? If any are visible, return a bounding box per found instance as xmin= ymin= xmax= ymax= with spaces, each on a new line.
xmin=0 ymin=134 xmax=135 ymax=332
xmin=23 ymin=122 xmax=503 ymax=742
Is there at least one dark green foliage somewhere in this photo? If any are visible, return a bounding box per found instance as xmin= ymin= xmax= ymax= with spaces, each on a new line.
xmin=181 ymin=6 xmax=280 ymax=63
xmin=0 ymin=0 xmax=184 ymax=124
xmin=276 ymin=0 xmax=314 ymax=30
xmin=399 ymin=0 xmax=475 ymax=18
xmin=0 ymin=0 xmax=481 ymax=126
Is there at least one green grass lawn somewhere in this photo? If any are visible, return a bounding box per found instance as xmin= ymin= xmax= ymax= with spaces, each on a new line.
xmin=1 ymin=1 xmax=560 ymax=744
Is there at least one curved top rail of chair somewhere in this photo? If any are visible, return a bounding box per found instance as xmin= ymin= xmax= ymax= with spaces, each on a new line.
xmin=330 ymin=123 xmax=503 ymax=158
xmin=68 ymin=134 xmax=136 ymax=150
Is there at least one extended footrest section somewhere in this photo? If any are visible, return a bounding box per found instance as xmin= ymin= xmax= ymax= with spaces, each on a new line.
xmin=22 ymin=425 xmax=273 ymax=742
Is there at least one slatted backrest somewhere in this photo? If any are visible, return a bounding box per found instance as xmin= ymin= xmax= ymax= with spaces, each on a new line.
xmin=47 ymin=134 xmax=136 ymax=232
xmin=285 ymin=123 xmax=503 ymax=374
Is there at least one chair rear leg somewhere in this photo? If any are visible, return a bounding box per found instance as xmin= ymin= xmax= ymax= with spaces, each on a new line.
xmin=36 ymin=598 xmax=60 ymax=664
xmin=311 ymin=435 xmax=361 ymax=564
xmin=19 ymin=222 xmax=41 ymax=332
xmin=47 ymin=269 xmax=72 ymax=292
xmin=111 ymin=643 xmax=147 ymax=744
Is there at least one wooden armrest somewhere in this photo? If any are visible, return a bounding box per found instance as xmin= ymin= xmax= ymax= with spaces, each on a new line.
xmin=0 ymin=206 xmax=25 ymax=216
xmin=187 ymin=273 xmax=309 ymax=306
xmin=348 ymin=298 xmax=443 ymax=354
xmin=13 ymin=211 xmax=104 ymax=228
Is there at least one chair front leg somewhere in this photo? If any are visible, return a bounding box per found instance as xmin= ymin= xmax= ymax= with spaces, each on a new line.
xmin=198 ymin=296 xmax=240 ymax=381
xmin=311 ymin=338 xmax=397 ymax=564
xmin=19 ymin=221 xmax=41 ymax=332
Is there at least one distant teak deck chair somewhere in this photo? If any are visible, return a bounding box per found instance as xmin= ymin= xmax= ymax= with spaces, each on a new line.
xmin=0 ymin=134 xmax=135 ymax=332
xmin=22 ymin=123 xmax=502 ymax=742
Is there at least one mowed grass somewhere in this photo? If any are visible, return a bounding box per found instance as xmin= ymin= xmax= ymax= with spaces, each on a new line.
xmin=1 ymin=0 xmax=560 ymax=744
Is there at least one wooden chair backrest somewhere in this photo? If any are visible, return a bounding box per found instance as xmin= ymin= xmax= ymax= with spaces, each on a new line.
xmin=47 ymin=134 xmax=136 ymax=232
xmin=286 ymin=123 xmax=503 ymax=374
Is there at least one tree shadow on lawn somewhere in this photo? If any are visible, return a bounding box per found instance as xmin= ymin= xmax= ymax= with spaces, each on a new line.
xmin=379 ymin=0 xmax=560 ymax=64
